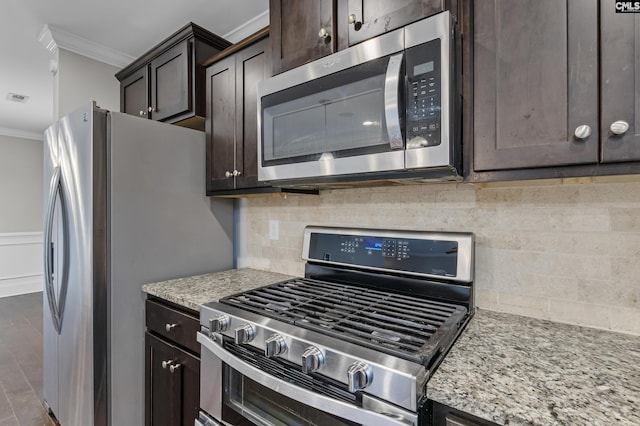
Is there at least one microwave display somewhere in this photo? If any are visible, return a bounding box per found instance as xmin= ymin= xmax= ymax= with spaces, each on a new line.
xmin=406 ymin=38 xmax=441 ymax=149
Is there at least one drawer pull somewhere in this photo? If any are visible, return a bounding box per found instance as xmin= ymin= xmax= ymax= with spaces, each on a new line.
xmin=165 ymin=323 xmax=178 ymax=332
xmin=169 ymin=363 xmax=181 ymax=373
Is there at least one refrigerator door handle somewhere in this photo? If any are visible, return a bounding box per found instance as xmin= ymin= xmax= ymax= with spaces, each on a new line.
xmin=44 ymin=166 xmax=68 ymax=333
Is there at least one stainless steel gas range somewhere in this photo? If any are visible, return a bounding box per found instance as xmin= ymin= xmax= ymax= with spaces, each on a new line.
xmin=196 ymin=226 xmax=475 ymax=426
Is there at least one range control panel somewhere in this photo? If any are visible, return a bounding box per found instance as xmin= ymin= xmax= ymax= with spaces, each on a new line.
xmin=405 ymin=38 xmax=441 ymax=149
xmin=309 ymin=230 xmax=458 ymax=278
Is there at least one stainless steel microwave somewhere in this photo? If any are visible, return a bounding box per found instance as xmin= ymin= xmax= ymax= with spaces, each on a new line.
xmin=257 ymin=11 xmax=460 ymax=187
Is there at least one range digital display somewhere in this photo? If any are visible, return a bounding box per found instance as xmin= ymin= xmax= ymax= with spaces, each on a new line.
xmin=363 ymin=237 xmax=382 ymax=251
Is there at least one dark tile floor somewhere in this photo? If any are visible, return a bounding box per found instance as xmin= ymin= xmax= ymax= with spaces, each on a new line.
xmin=0 ymin=292 xmax=56 ymax=426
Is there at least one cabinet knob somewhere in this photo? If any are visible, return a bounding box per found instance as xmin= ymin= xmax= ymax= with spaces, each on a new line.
xmin=348 ymin=14 xmax=362 ymax=31
xmin=318 ymin=28 xmax=331 ymax=44
xmin=574 ymin=124 xmax=592 ymax=140
xmin=139 ymin=110 xmax=145 ymax=116
xmin=232 ymin=170 xmax=241 ymax=177
xmin=610 ymin=120 xmax=629 ymax=135
xmin=225 ymin=171 xmax=232 ymax=178
xmin=148 ymin=106 xmax=154 ymax=113
xmin=169 ymin=363 xmax=181 ymax=373
xmin=161 ymin=360 xmax=173 ymax=369
xmin=165 ymin=323 xmax=177 ymax=332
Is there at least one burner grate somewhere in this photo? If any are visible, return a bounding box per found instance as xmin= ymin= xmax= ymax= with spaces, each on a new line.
xmin=221 ymin=278 xmax=467 ymax=365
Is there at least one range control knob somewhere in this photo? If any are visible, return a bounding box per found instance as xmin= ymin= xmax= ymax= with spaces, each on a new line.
xmin=234 ymin=324 xmax=255 ymax=344
xmin=301 ymin=346 xmax=325 ymax=373
xmin=264 ymin=334 xmax=287 ymax=358
xmin=209 ymin=315 xmax=230 ymax=333
xmin=347 ymin=362 xmax=373 ymax=392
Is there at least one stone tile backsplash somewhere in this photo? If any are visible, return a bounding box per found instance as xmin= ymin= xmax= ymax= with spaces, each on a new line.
xmin=236 ymin=179 xmax=640 ymax=335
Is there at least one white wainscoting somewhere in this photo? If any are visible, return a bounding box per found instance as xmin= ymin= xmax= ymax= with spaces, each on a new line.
xmin=0 ymin=232 xmax=43 ymax=298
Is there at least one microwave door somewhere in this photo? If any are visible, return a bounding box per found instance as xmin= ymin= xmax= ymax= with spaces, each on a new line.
xmin=259 ymin=53 xmax=406 ymax=182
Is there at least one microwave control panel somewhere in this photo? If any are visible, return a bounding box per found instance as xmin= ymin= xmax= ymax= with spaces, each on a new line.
xmin=406 ymin=38 xmax=441 ymax=148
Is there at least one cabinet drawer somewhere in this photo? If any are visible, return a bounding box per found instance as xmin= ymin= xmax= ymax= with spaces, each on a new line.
xmin=146 ymin=299 xmax=200 ymax=355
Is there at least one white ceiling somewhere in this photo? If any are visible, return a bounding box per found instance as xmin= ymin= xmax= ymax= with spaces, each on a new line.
xmin=0 ymin=0 xmax=269 ymax=140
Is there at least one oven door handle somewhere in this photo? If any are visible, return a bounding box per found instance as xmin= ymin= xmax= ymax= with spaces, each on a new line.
xmin=197 ymin=332 xmax=416 ymax=426
xmin=384 ymin=52 xmax=404 ymax=150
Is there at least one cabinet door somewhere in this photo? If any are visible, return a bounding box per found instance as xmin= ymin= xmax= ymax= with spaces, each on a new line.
xmin=342 ymin=0 xmax=443 ymax=47
xmin=270 ymin=0 xmax=335 ymax=75
xmin=145 ymin=333 xmax=180 ymax=426
xmin=236 ymin=38 xmax=271 ymax=189
xmin=473 ymin=0 xmax=598 ymax=171
xmin=206 ymin=55 xmax=236 ymax=193
xmin=601 ymin=4 xmax=640 ymax=162
xmin=121 ymin=67 xmax=149 ymax=118
xmin=151 ymin=40 xmax=191 ymax=122
xmin=145 ymin=333 xmax=200 ymax=426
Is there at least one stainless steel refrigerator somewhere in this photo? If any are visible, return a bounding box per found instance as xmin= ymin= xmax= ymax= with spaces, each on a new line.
xmin=42 ymin=101 xmax=233 ymax=426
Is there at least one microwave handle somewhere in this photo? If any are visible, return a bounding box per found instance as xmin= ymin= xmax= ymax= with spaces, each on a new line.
xmin=384 ymin=52 xmax=404 ymax=149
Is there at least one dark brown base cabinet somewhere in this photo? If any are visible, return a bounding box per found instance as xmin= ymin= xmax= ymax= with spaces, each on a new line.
xmin=430 ymin=401 xmax=499 ymax=426
xmin=145 ymin=298 xmax=200 ymax=426
xmin=467 ymin=0 xmax=640 ymax=182
xmin=116 ymin=23 xmax=230 ymax=130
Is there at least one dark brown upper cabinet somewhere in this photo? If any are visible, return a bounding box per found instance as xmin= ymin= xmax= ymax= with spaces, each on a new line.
xmin=116 ymin=23 xmax=230 ymax=130
xmin=336 ymin=0 xmax=446 ymax=49
xmin=205 ymin=30 xmax=276 ymax=195
xmin=205 ymin=29 xmax=318 ymax=197
xmin=600 ymin=6 xmax=640 ymax=163
xmin=468 ymin=1 xmax=640 ymax=181
xmin=269 ymin=0 xmax=336 ymax=75
xmin=270 ymin=0 xmax=452 ymax=76
xmin=472 ymin=0 xmax=599 ymax=172
xmin=120 ymin=67 xmax=149 ymax=119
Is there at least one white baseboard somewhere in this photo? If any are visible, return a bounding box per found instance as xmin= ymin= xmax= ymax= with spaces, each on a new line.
xmin=0 ymin=275 xmax=42 ymax=298
xmin=0 ymin=232 xmax=44 ymax=298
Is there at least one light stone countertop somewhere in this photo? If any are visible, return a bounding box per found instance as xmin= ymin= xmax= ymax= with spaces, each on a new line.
xmin=428 ymin=309 xmax=640 ymax=426
xmin=143 ymin=271 xmax=639 ymax=425
xmin=142 ymin=268 xmax=294 ymax=312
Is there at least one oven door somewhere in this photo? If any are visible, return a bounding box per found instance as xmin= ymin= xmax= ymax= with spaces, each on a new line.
xmin=197 ymin=332 xmax=418 ymax=426
xmin=257 ymin=28 xmax=406 ymax=183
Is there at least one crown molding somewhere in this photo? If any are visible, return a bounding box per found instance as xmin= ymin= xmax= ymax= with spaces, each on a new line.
xmin=0 ymin=127 xmax=43 ymax=141
xmin=38 ymin=24 xmax=135 ymax=68
xmin=223 ymin=10 xmax=269 ymax=43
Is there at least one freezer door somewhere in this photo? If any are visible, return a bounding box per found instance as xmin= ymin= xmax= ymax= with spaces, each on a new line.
xmin=43 ymin=121 xmax=60 ymax=418
xmin=42 ymin=101 xmax=108 ymax=426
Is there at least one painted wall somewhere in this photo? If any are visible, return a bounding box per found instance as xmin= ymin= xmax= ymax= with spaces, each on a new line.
xmin=237 ymin=177 xmax=640 ymax=336
xmin=0 ymin=134 xmax=43 ymax=232
xmin=54 ymin=48 xmax=120 ymax=119
xmin=0 ymin=134 xmax=44 ymax=297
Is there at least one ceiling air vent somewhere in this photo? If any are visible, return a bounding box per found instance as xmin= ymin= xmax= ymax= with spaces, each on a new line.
xmin=6 ymin=92 xmax=29 ymax=103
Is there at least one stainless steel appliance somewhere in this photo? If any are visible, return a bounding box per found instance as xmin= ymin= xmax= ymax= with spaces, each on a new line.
xmin=257 ymin=12 xmax=459 ymax=188
xmin=197 ymin=226 xmax=474 ymax=426
xmin=42 ymin=101 xmax=233 ymax=426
